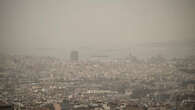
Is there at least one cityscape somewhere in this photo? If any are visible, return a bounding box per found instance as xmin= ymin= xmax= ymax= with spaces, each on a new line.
xmin=0 ymin=0 xmax=195 ymax=110
xmin=0 ymin=51 xmax=195 ymax=110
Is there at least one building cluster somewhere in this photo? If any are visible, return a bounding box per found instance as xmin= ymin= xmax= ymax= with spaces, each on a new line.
xmin=0 ymin=53 xmax=195 ymax=110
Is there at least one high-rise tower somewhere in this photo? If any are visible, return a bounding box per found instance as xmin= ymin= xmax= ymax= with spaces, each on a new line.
xmin=70 ymin=51 xmax=79 ymax=61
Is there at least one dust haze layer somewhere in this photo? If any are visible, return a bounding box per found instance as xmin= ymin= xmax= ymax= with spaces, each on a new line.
xmin=0 ymin=0 xmax=195 ymax=59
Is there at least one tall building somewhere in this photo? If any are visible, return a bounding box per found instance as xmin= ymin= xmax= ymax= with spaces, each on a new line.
xmin=70 ymin=51 xmax=79 ymax=61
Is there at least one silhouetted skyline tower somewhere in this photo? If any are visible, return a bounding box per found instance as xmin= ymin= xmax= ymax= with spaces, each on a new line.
xmin=70 ymin=51 xmax=79 ymax=61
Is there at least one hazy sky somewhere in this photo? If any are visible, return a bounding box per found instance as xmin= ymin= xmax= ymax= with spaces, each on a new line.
xmin=0 ymin=0 xmax=194 ymax=57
